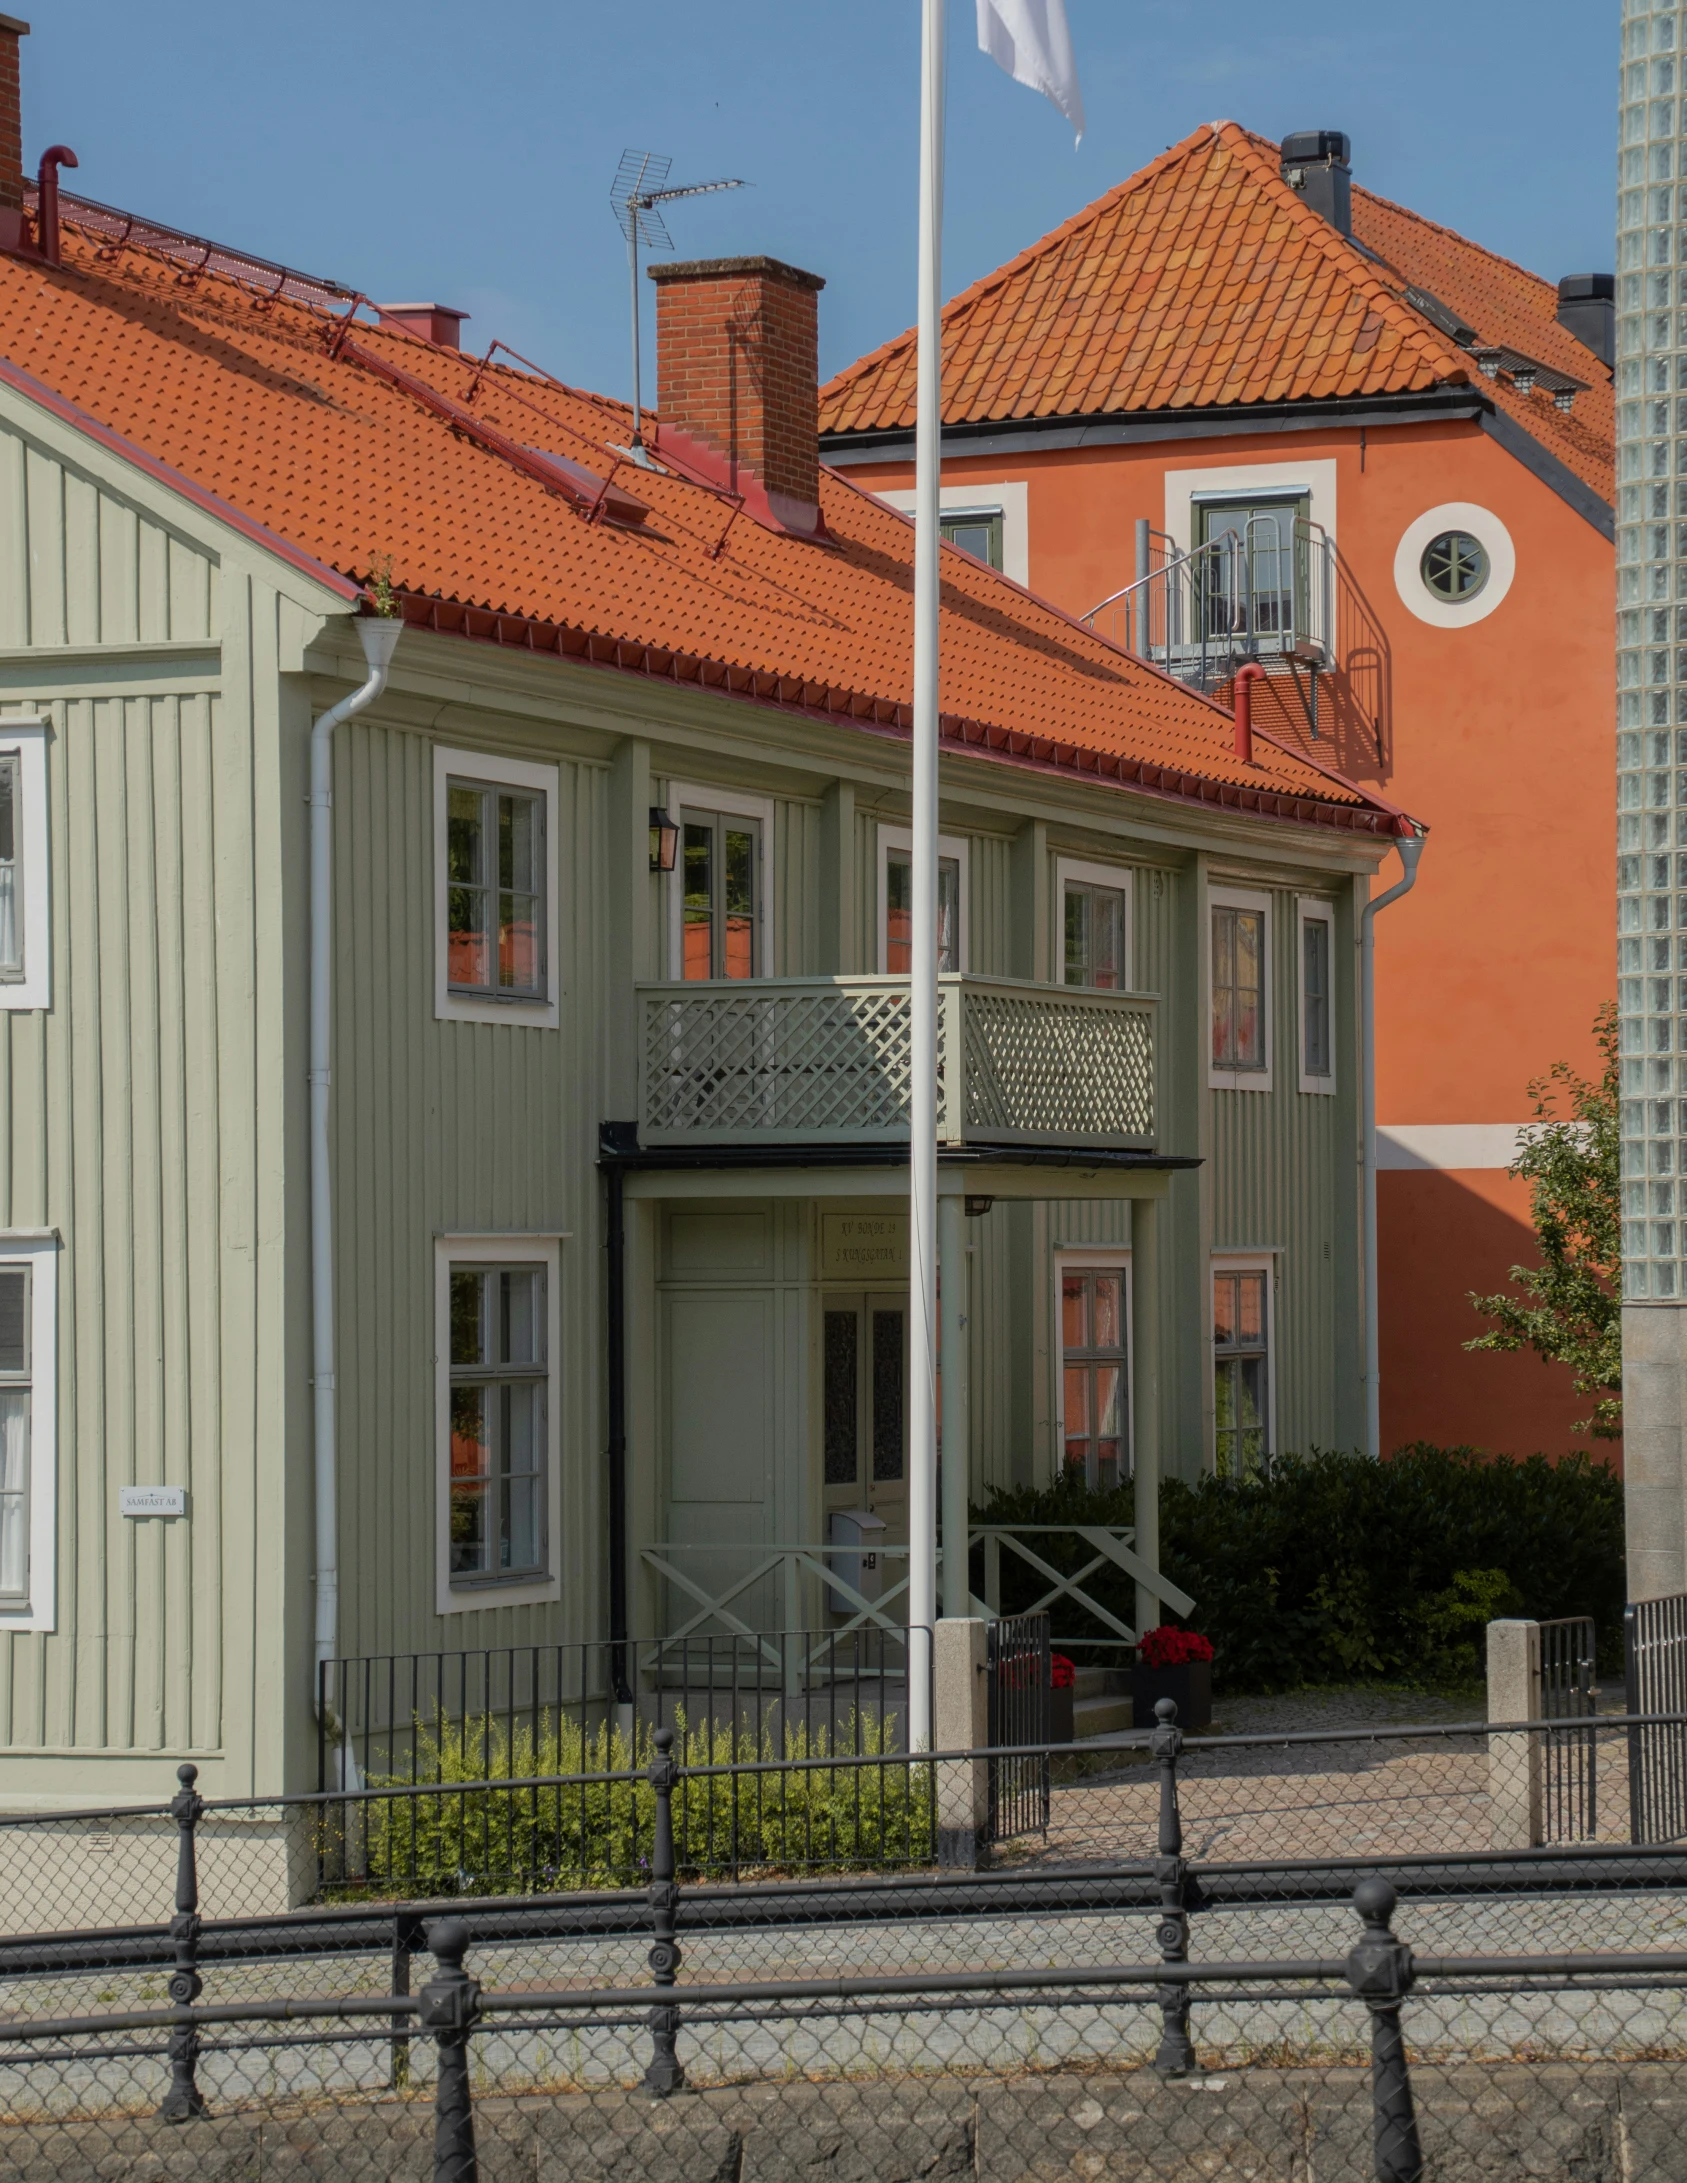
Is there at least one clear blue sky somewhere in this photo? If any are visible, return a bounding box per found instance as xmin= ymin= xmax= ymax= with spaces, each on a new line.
xmin=25 ymin=2 xmax=1616 ymax=401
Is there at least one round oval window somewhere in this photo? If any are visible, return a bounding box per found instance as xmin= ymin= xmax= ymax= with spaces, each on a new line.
xmin=1420 ymin=530 xmax=1490 ymax=603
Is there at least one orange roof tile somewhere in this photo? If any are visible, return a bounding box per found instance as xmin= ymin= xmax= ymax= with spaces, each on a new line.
xmin=0 ymin=205 xmax=1407 ymax=837
xmin=819 ymin=122 xmax=1611 ymax=506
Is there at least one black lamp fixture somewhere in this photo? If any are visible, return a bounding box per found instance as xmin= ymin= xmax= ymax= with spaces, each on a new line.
xmin=649 ymin=807 xmax=679 ymax=873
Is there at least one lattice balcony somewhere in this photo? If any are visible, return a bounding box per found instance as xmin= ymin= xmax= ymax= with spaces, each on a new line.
xmin=637 ymin=975 xmax=1157 ymax=1149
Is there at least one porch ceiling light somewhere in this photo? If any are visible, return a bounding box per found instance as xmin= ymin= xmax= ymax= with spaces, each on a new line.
xmin=649 ymin=807 xmax=679 ymax=873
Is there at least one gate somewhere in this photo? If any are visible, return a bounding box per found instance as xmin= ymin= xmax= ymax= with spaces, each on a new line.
xmin=1628 ymin=1593 xmax=1687 ymax=1844
xmin=1539 ymin=1614 xmax=1597 ymax=1841
xmin=986 ymin=1612 xmax=1050 ymax=1844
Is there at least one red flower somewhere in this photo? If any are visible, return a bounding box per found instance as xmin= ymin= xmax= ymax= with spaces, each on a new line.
xmin=1049 ymin=1653 xmax=1076 ymax=1690
xmin=1137 ymin=1624 xmax=1214 ymax=1668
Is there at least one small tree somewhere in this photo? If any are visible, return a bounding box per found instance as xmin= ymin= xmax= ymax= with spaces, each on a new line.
xmin=1464 ymin=1004 xmax=1621 ymax=1439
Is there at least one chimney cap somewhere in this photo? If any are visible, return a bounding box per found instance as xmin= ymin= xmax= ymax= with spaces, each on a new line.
xmin=648 ymin=253 xmax=824 ymax=293
xmin=0 ymin=16 xmax=31 ymax=34
xmin=1557 ymin=273 xmax=1614 ymax=303
xmin=1279 ymin=130 xmax=1350 ymax=169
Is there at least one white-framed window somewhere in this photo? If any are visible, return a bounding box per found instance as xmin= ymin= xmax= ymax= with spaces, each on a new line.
xmin=433 ymin=745 xmax=560 ymax=1027
xmin=435 ymin=1235 xmax=563 ymax=1613
xmin=663 ymin=782 xmax=775 ymax=981
xmin=1055 ymin=857 xmax=1132 ymax=991
xmin=0 ymin=716 xmax=51 ymax=1012
xmin=1208 ymin=884 xmax=1272 ymax=1090
xmin=877 ymin=825 xmax=969 ymax=974
xmin=1163 ymin=459 xmax=1337 ymax=557
xmin=1055 ymin=1250 xmax=1131 ymax=1489
xmin=1297 ymin=898 xmax=1336 ymax=1094
xmin=1212 ymin=1256 xmax=1274 ymax=1481
xmin=0 ymin=1233 xmax=57 ymax=1631
xmin=870 ymin=481 xmax=1030 ymax=585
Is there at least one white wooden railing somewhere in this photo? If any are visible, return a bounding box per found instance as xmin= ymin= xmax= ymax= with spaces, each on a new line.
xmin=639 ymin=1527 xmax=1194 ymax=1672
xmin=637 ymin=974 xmax=1156 ymax=1149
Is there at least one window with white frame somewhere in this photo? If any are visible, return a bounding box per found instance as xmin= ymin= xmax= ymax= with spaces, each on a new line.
xmin=1209 ymin=886 xmax=1271 ymax=1088
xmin=0 ymin=1266 xmax=29 ymax=1604
xmin=0 ymin=717 xmax=50 ymax=1012
xmin=1056 ymin=858 xmax=1131 ymax=990
xmin=436 ymin=1238 xmax=562 ymax=1610
xmin=1212 ymin=1262 xmax=1271 ymax=1480
xmin=663 ymin=783 xmax=774 ymax=981
xmin=1298 ymin=899 xmax=1336 ymax=1093
xmin=878 ymin=826 xmax=968 ymax=974
xmin=682 ymin=807 xmax=761 ymax=979
xmin=433 ymin=745 xmax=560 ymax=1027
xmin=1059 ymin=1258 xmax=1130 ymax=1489
xmin=0 ymin=1235 xmax=57 ymax=1631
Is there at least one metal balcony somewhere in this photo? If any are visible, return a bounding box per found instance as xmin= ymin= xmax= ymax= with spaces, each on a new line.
xmin=1083 ymin=516 xmax=1334 ymax=692
xmin=637 ymin=974 xmax=1156 ymax=1150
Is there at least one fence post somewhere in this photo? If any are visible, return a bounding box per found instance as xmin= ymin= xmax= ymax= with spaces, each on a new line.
xmin=1486 ymin=1618 xmax=1543 ymax=1850
xmin=391 ymin=1909 xmax=425 ymax=2090
xmin=643 ymin=1726 xmax=686 ymax=2096
xmin=157 ymin=1763 xmax=207 ymax=2123
xmin=1149 ymin=1697 xmax=1197 ymax=2076
xmin=935 ymin=1617 xmax=989 ymax=1870
xmin=419 ymin=1917 xmax=481 ymax=2183
xmin=1344 ymin=1879 xmax=1423 ymax=2183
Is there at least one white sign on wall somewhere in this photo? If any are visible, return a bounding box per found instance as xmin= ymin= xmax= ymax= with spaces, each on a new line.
xmin=119 ymin=1486 xmax=188 ymax=1519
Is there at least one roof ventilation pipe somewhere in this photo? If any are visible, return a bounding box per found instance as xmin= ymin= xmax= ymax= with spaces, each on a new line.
xmin=1279 ymin=131 xmax=1352 ymax=238
xmin=311 ymin=612 xmax=402 ymax=1706
xmin=1232 ymin=662 xmax=1265 ymax=763
xmin=33 ymin=141 xmax=74 ymax=266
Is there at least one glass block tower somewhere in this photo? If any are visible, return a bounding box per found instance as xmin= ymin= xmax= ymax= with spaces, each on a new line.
xmin=1620 ymin=0 xmax=1687 ymax=1598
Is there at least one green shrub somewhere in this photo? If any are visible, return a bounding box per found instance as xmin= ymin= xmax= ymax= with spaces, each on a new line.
xmin=974 ymin=1446 xmax=1623 ymax=1695
xmin=336 ymin=1708 xmax=934 ymax=1897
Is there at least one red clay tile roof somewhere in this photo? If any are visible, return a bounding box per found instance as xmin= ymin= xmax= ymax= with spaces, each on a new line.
xmin=0 ymin=206 xmax=1408 ymax=836
xmin=819 ymin=122 xmax=1612 ymax=505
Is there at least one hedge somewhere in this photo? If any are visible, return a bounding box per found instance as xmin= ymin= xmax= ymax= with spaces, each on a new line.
xmin=975 ymin=1446 xmax=1625 ymax=1694
xmin=330 ymin=1709 xmax=935 ymax=1898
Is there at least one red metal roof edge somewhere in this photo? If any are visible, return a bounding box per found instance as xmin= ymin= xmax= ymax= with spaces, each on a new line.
xmin=0 ymin=354 xmax=364 ymax=603
xmin=391 ymin=586 xmax=1409 ymax=842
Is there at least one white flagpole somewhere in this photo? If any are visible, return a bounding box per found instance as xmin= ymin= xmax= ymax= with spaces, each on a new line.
xmin=908 ymin=0 xmax=946 ymax=1751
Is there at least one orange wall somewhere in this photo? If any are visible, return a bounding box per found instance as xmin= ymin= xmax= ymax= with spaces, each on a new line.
xmin=845 ymin=422 xmax=1613 ymax=1457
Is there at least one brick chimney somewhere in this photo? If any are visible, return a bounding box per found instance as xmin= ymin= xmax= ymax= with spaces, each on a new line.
xmin=0 ymin=14 xmax=29 ymax=254
xmin=379 ymin=302 xmax=469 ymax=349
xmin=649 ymin=254 xmax=827 ymax=540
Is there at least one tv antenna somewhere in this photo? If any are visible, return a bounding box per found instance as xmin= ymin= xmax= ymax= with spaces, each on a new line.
xmin=611 ymin=150 xmax=746 ymax=460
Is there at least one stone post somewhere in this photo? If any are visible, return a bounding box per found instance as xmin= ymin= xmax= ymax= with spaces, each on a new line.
xmin=1486 ymin=1617 xmax=1543 ymax=1851
xmin=934 ymin=1616 xmax=989 ymax=1869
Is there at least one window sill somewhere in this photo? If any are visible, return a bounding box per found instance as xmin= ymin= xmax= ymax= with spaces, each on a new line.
xmin=441 ymin=1571 xmax=561 ymax=1613
xmin=1209 ymin=1066 xmax=1272 ymax=1093
xmin=437 ymin=990 xmax=559 ymax=1029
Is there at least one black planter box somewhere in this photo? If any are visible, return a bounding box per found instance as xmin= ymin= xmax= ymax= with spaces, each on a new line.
xmin=1048 ymin=1686 xmax=1074 ymax=1744
xmin=1131 ymin=1660 xmax=1211 ymax=1731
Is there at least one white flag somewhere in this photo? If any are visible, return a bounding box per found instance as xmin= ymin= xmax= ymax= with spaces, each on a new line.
xmin=976 ymin=0 xmax=1085 ymax=144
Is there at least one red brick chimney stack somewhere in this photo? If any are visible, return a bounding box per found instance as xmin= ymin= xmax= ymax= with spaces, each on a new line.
xmin=649 ymin=254 xmax=828 ymax=540
xmin=0 ymin=14 xmax=30 ymax=251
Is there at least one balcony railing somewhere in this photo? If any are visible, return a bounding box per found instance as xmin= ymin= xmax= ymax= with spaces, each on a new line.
xmin=1082 ymin=516 xmax=1334 ymax=691
xmin=637 ymin=974 xmax=1156 ymax=1149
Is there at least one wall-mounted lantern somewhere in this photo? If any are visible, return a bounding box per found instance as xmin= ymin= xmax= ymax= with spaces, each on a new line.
xmin=649 ymin=807 xmax=679 ymax=873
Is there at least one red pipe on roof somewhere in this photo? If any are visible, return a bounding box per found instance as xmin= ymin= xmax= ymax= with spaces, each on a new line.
xmin=1232 ymin=662 xmax=1265 ymax=764
xmin=35 ymin=145 xmax=78 ymax=269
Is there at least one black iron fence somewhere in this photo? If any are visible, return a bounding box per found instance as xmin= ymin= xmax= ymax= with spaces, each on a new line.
xmin=985 ymin=1610 xmax=1050 ymax=1845
xmin=1540 ymin=1612 xmax=1598 ymax=1842
xmin=319 ymin=1624 xmax=927 ymax=1790
xmin=1630 ymin=1592 xmax=1687 ymax=1845
xmin=8 ymin=1729 xmax=1687 ymax=2182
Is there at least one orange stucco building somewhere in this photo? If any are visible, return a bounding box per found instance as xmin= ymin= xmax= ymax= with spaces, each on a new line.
xmin=820 ymin=123 xmax=1615 ymax=1460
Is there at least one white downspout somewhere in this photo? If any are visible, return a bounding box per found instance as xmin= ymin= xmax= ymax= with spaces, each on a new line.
xmin=312 ymin=614 xmax=403 ymax=1704
xmin=1360 ymin=827 xmax=1425 ymax=1460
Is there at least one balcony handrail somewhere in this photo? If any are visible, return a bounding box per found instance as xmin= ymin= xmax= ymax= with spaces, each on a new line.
xmin=638 ymin=974 xmax=1158 ymax=1151
xmin=1082 ymin=517 xmax=1333 ymax=685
